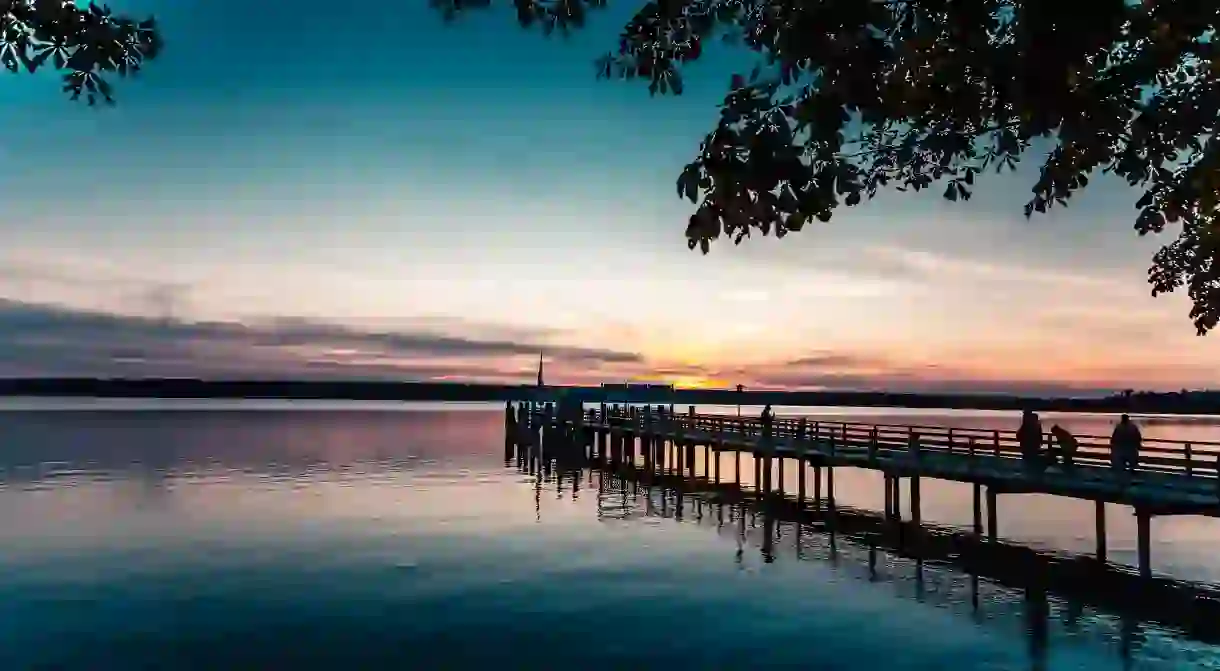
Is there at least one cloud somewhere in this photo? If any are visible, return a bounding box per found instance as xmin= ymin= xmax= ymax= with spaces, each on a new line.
xmin=0 ymin=299 xmax=643 ymax=381
xmin=0 ymin=298 xmax=1206 ymax=394
xmin=785 ymin=352 xmax=892 ymax=370
xmin=855 ymin=245 xmax=1130 ymax=292
xmin=714 ymin=351 xmax=1123 ymax=396
xmin=748 ymin=367 xmax=1109 ymax=397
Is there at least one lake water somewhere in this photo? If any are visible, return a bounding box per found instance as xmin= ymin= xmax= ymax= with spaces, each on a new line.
xmin=2 ymin=399 xmax=1220 ymax=669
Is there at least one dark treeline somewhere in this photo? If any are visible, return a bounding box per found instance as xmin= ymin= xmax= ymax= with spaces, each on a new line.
xmin=1 ymin=378 xmax=1219 ymax=414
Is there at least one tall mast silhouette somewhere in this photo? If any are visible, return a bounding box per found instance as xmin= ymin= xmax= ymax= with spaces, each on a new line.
xmin=536 ymin=352 xmax=545 ymax=388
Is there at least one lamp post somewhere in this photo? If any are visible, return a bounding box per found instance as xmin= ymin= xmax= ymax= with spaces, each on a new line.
xmin=736 ymin=384 xmax=745 ymax=418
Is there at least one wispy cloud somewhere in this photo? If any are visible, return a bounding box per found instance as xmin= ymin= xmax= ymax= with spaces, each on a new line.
xmin=0 ymin=299 xmax=644 ymax=382
xmin=858 ymin=245 xmax=1130 ymax=291
xmin=726 ymin=353 xmax=1116 ymax=396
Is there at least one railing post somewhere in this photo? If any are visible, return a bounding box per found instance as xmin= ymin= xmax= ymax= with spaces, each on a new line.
xmin=1185 ymin=442 xmax=1193 ymax=477
xmin=908 ymin=428 xmax=920 ymax=461
xmin=947 ymin=428 xmax=954 ymax=454
xmin=993 ymin=430 xmax=1001 ymax=457
xmin=868 ymin=426 xmax=878 ymax=461
xmin=968 ymin=437 xmax=976 ymax=470
xmin=842 ymin=422 xmax=849 ymax=452
xmin=814 ymin=421 xmax=820 ymax=442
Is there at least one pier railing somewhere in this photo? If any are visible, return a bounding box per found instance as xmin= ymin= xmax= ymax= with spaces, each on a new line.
xmin=559 ymin=406 xmax=1220 ymax=485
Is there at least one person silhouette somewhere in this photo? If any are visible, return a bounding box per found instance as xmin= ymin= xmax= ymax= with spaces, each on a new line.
xmin=1017 ymin=409 xmax=1045 ymax=474
xmin=1110 ymin=414 xmax=1142 ymax=478
xmin=1049 ymin=424 xmax=1078 ymax=469
xmin=760 ymin=404 xmax=775 ymax=442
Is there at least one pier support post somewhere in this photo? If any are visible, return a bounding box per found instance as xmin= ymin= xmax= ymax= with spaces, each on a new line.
xmin=1095 ymin=500 xmax=1107 ymax=563
xmin=972 ymin=484 xmax=983 ymax=536
xmin=986 ymin=487 xmax=998 ymax=543
xmin=884 ymin=475 xmax=893 ymax=518
xmin=892 ymin=476 xmax=902 ymax=520
xmin=797 ymin=459 xmax=806 ymax=502
xmin=777 ymin=458 xmax=785 ymax=494
xmin=827 ymin=466 xmax=836 ymax=512
xmin=910 ymin=476 xmax=921 ymax=526
xmin=813 ymin=466 xmax=822 ymax=505
xmin=1136 ymin=509 xmax=1152 ymax=579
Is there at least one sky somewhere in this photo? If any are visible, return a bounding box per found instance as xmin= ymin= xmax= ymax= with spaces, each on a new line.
xmin=0 ymin=0 xmax=1215 ymax=395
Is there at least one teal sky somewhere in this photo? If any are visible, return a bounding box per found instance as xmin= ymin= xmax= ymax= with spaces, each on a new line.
xmin=0 ymin=0 xmax=1214 ymax=394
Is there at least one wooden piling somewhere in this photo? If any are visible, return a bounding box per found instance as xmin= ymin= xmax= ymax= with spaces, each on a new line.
xmin=1136 ymin=509 xmax=1152 ymax=578
xmin=827 ymin=466 xmax=836 ymax=512
xmin=883 ymin=474 xmax=893 ymax=518
xmin=986 ymin=487 xmax=998 ymax=542
xmin=972 ymin=483 xmax=983 ymax=536
xmin=1095 ymin=500 xmax=1107 ymax=563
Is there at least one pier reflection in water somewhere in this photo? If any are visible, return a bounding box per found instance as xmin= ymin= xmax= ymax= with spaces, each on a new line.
xmin=510 ymin=426 xmax=1220 ymax=671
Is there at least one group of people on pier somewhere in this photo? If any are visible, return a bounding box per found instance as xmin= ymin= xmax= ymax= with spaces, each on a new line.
xmin=1017 ymin=410 xmax=1143 ymax=475
xmin=761 ymin=404 xmax=1146 ymax=477
xmin=520 ymin=399 xmax=1149 ymax=479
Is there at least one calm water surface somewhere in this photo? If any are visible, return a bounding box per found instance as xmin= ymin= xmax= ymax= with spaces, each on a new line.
xmin=2 ymin=399 xmax=1220 ymax=669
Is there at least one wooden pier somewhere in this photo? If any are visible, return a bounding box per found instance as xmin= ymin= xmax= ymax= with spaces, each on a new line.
xmin=508 ymin=402 xmax=1220 ymax=581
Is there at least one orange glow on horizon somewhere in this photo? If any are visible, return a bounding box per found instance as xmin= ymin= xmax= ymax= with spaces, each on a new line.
xmin=655 ymin=375 xmax=729 ymax=390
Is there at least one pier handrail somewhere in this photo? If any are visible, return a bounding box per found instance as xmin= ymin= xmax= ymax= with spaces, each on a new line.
xmin=566 ymin=406 xmax=1220 ymax=482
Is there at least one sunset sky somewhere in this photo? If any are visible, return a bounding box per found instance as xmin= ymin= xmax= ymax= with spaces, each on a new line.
xmin=0 ymin=0 xmax=1215 ymax=395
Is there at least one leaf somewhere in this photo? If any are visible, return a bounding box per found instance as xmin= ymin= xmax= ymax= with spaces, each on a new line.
xmin=676 ymin=165 xmax=699 ymax=204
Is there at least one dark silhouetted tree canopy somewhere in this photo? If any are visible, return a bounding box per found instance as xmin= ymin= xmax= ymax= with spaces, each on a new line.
xmin=2 ymin=1 xmax=160 ymax=105
xmin=434 ymin=0 xmax=1220 ymax=335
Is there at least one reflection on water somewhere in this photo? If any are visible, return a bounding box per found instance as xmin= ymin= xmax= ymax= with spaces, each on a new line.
xmin=2 ymin=401 xmax=1220 ymax=669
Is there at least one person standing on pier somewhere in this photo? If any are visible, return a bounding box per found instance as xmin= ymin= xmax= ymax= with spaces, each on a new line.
xmin=1017 ymin=410 xmax=1045 ymax=474
xmin=760 ymin=405 xmax=775 ymax=443
xmin=1109 ymin=414 xmax=1143 ymax=477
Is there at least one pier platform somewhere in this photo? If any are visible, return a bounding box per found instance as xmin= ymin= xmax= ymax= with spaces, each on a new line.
xmin=509 ymin=403 xmax=1220 ymax=580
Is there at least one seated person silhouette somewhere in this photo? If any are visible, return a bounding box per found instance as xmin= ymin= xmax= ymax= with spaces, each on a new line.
xmin=1049 ymin=424 xmax=1078 ymax=469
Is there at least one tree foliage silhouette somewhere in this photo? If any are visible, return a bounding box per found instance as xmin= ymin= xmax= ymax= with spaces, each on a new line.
xmin=433 ymin=0 xmax=1220 ymax=335
xmin=2 ymin=1 xmax=160 ymax=105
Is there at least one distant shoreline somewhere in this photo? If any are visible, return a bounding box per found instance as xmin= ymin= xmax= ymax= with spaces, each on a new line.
xmin=0 ymin=378 xmax=1216 ymax=415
